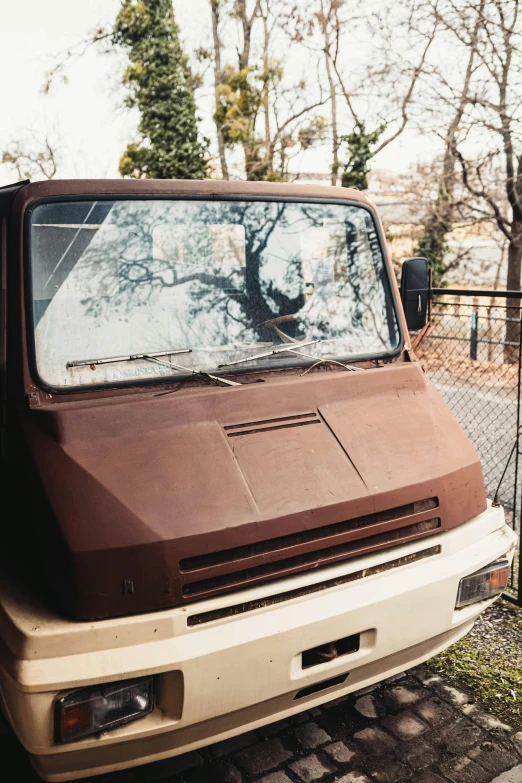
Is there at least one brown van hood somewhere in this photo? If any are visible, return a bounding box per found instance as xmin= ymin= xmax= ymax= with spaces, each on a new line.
xmin=24 ymin=363 xmax=486 ymax=620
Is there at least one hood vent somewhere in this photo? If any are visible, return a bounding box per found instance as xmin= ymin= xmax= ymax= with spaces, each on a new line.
xmin=224 ymin=412 xmax=321 ymax=437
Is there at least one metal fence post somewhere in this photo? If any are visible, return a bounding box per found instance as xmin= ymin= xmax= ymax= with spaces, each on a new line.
xmin=518 ymin=309 xmax=522 ymax=606
xmin=470 ymin=309 xmax=478 ymax=360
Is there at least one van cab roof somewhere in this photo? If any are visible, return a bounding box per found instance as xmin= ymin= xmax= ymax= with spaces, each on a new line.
xmin=13 ymin=178 xmax=374 ymax=211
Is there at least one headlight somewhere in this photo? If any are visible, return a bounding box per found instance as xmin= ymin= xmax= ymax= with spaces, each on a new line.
xmin=456 ymin=560 xmax=510 ymax=609
xmin=55 ymin=676 xmax=155 ymax=743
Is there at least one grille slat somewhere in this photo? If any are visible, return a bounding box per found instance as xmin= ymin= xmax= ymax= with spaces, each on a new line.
xmin=180 ymin=498 xmax=439 ymax=573
xmin=187 ymin=546 xmax=442 ymax=626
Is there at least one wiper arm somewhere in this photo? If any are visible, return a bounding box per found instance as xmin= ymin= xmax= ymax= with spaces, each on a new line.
xmin=67 ymin=348 xmax=241 ymax=387
xmin=219 ymin=339 xmax=365 ymax=373
xmin=144 ymin=356 xmax=241 ymax=387
xmin=67 ymin=348 xmax=191 ymax=368
xmin=218 ymin=340 xmax=321 ymax=368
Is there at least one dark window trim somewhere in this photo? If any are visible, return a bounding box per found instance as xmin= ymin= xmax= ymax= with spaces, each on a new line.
xmin=23 ymin=194 xmax=404 ymax=395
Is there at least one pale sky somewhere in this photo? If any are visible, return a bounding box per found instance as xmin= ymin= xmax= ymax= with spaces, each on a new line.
xmin=0 ymin=0 xmax=437 ymax=187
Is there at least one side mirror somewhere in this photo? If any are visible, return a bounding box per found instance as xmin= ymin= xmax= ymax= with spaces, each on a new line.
xmin=400 ymin=257 xmax=430 ymax=331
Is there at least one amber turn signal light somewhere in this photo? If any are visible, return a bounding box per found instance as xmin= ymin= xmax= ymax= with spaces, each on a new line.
xmin=55 ymin=676 xmax=155 ymax=743
xmin=456 ymin=560 xmax=510 ymax=609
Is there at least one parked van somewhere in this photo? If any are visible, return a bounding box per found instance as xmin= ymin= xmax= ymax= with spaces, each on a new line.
xmin=0 ymin=179 xmax=516 ymax=781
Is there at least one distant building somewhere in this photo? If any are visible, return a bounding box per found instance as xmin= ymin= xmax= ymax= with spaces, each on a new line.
xmin=295 ymin=169 xmax=506 ymax=287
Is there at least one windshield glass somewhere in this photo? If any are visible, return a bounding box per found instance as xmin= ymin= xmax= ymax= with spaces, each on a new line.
xmin=29 ymin=198 xmax=400 ymax=388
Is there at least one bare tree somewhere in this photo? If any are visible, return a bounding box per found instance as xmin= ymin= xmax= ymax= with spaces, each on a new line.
xmin=235 ymin=0 xmax=262 ymax=69
xmin=283 ymin=0 xmax=351 ymax=184
xmin=210 ymin=0 xmax=230 ymax=178
xmin=260 ymin=0 xmax=273 ymax=161
xmin=204 ymin=0 xmax=263 ymax=177
xmin=43 ymin=26 xmax=112 ymax=95
xmin=1 ymin=136 xmax=59 ymax=180
xmin=414 ymin=0 xmax=485 ymax=284
xmin=212 ymin=0 xmax=327 ymax=179
xmin=286 ymin=0 xmax=439 ymax=188
xmin=229 ymin=0 xmax=263 ymax=176
xmin=317 ymin=1 xmax=342 ymax=185
xmin=332 ymin=1 xmax=439 ymax=165
xmin=437 ymin=0 xmax=522 ymax=360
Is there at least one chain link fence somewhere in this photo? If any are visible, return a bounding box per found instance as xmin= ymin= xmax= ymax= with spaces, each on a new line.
xmin=415 ymin=292 xmax=521 ymax=603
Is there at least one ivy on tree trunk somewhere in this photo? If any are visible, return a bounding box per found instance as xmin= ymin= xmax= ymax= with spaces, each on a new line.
xmin=114 ymin=0 xmax=209 ymax=180
xmin=340 ymin=122 xmax=385 ymax=191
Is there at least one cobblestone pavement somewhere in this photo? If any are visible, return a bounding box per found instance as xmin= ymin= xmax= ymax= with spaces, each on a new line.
xmin=3 ymin=666 xmax=522 ymax=783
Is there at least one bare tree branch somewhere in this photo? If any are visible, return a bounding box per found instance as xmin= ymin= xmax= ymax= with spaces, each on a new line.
xmin=456 ymin=148 xmax=512 ymax=240
xmin=1 ymin=136 xmax=59 ymax=180
xmin=373 ymin=6 xmax=440 ymax=154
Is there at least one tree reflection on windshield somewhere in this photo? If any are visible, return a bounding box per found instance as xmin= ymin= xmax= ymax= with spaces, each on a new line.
xmin=30 ymin=198 xmax=399 ymax=388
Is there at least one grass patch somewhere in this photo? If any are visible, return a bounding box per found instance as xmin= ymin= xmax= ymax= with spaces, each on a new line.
xmin=429 ymin=599 xmax=522 ymax=730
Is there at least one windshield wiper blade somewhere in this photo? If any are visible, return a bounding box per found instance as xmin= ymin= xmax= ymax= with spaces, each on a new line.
xmin=218 ymin=340 xmax=322 ymax=368
xmin=144 ymin=355 xmax=241 ymax=387
xmin=67 ymin=348 xmax=191 ymax=369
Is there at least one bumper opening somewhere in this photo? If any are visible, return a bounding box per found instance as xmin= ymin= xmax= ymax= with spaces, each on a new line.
xmin=302 ymin=633 xmax=360 ymax=668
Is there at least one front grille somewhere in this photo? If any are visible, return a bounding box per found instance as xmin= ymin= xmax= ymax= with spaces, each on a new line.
xmin=179 ymin=496 xmax=441 ymax=602
xmin=181 ymin=517 xmax=440 ymax=596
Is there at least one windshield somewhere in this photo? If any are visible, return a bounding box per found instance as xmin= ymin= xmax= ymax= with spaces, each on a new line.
xmin=29 ymin=198 xmax=400 ymax=389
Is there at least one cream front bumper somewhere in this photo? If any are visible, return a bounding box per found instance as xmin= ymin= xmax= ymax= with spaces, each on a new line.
xmin=0 ymin=504 xmax=517 ymax=781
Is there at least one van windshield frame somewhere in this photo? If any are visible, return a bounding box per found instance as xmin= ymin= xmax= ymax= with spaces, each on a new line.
xmin=25 ymin=195 xmax=403 ymax=393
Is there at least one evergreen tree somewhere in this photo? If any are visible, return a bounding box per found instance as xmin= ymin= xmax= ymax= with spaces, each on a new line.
xmin=114 ymin=0 xmax=209 ymax=180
